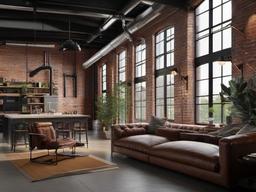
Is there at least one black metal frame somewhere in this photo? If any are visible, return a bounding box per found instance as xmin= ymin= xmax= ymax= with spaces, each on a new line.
xmin=63 ymin=73 xmax=77 ymax=97
xmin=117 ymin=50 xmax=127 ymax=123
xmin=28 ymin=133 xmax=76 ymax=165
xmin=154 ymin=26 xmax=175 ymax=120
xmin=134 ymin=43 xmax=147 ymax=122
xmin=195 ymin=0 xmax=232 ymax=124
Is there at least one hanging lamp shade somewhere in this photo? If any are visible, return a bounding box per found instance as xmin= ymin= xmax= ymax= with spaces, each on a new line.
xmin=59 ymin=39 xmax=81 ymax=52
xmin=60 ymin=17 xmax=81 ymax=52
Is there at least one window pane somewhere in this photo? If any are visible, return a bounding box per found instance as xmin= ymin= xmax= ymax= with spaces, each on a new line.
xmin=156 ymin=55 xmax=164 ymax=69
xmin=196 ymin=0 xmax=209 ymax=15
xmin=213 ymin=7 xmax=222 ymax=26
xmin=196 ymin=64 xmax=209 ymax=80
xmin=223 ymin=76 xmax=232 ymax=87
xmin=166 ymin=53 xmax=174 ymax=67
xmin=213 ymin=78 xmax=222 ymax=94
xmin=156 ymin=42 xmax=164 ymax=56
xmin=196 ymin=105 xmax=209 ymax=123
xmin=223 ymin=27 xmax=232 ymax=49
xmin=197 ymin=80 xmax=209 ymax=96
xmin=156 ymin=32 xmax=164 ymax=43
xmin=213 ymin=0 xmax=222 ymax=8
xmin=156 ymin=76 xmax=164 ymax=87
xmin=196 ymin=37 xmax=209 ymax=57
xmin=196 ymin=12 xmax=209 ymax=31
xmin=213 ymin=31 xmax=222 ymax=52
xmin=213 ymin=62 xmax=222 ymax=78
xmin=223 ymin=61 xmax=232 ymax=76
xmin=196 ymin=96 xmax=209 ymax=104
xmin=223 ymin=1 xmax=232 ymax=22
xmin=213 ymin=104 xmax=222 ymax=123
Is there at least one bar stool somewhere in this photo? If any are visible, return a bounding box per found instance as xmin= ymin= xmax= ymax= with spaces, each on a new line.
xmin=11 ymin=122 xmax=29 ymax=152
xmin=72 ymin=121 xmax=88 ymax=148
xmin=54 ymin=122 xmax=71 ymax=138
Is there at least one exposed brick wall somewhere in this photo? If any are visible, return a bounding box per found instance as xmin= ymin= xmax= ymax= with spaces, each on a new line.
xmin=232 ymin=0 xmax=256 ymax=79
xmin=94 ymin=1 xmax=256 ymax=124
xmin=0 ymin=45 xmax=94 ymax=114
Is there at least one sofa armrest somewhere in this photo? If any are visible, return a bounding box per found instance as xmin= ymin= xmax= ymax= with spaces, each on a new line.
xmin=219 ymin=133 xmax=256 ymax=186
xmin=180 ymin=132 xmax=220 ymax=145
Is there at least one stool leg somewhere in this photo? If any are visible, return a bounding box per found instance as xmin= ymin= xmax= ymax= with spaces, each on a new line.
xmin=85 ymin=131 xmax=88 ymax=148
xmin=79 ymin=131 xmax=81 ymax=142
xmin=13 ymin=132 xmax=16 ymax=152
xmin=24 ymin=133 xmax=27 ymax=148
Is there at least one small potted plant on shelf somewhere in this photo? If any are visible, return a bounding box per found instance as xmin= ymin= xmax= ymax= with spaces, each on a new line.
xmin=208 ymin=107 xmax=215 ymax=125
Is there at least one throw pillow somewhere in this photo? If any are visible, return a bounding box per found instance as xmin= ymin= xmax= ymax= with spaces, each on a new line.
xmin=236 ymin=124 xmax=256 ymax=135
xmin=147 ymin=116 xmax=166 ymax=134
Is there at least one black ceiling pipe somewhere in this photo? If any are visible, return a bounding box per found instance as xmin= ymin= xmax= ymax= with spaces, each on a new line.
xmin=29 ymin=66 xmax=53 ymax=95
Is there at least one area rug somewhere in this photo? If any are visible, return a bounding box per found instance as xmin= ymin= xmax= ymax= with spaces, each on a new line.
xmin=11 ymin=154 xmax=118 ymax=182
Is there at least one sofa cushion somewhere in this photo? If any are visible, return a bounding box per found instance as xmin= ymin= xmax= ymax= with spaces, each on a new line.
xmin=150 ymin=141 xmax=220 ymax=172
xmin=114 ymin=134 xmax=169 ymax=153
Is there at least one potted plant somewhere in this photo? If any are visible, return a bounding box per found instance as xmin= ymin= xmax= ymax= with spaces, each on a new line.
xmin=96 ymin=83 xmax=130 ymax=139
xmin=220 ymin=77 xmax=256 ymax=133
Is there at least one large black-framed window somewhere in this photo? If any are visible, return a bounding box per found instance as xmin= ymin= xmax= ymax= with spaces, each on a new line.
xmin=117 ymin=50 xmax=127 ymax=123
xmin=155 ymin=27 xmax=175 ymax=120
xmin=135 ymin=43 xmax=146 ymax=122
xmin=195 ymin=0 xmax=232 ymax=124
xmin=101 ymin=64 xmax=107 ymax=97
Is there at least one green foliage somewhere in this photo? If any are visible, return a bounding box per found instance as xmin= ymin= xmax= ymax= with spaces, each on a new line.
xmin=220 ymin=77 xmax=256 ymax=125
xmin=96 ymin=83 xmax=130 ymax=130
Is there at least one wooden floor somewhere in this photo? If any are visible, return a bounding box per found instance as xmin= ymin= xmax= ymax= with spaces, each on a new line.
xmin=0 ymin=131 xmax=229 ymax=192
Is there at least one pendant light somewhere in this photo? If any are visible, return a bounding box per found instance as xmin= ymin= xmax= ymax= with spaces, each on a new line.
xmin=60 ymin=17 xmax=81 ymax=52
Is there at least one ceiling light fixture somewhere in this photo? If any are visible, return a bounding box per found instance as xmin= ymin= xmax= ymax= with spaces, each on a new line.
xmin=60 ymin=17 xmax=81 ymax=52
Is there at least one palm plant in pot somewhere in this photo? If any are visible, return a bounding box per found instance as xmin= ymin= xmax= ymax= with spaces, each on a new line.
xmin=220 ymin=77 xmax=256 ymax=134
xmin=96 ymin=83 xmax=130 ymax=139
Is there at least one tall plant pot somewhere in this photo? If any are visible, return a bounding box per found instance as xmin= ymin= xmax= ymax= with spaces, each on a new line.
xmin=103 ymin=126 xmax=111 ymax=140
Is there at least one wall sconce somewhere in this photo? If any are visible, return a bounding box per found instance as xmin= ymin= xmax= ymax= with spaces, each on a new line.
xmin=215 ymin=56 xmax=244 ymax=79
xmin=170 ymin=68 xmax=188 ymax=90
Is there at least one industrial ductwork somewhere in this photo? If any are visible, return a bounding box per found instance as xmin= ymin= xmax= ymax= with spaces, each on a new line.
xmin=83 ymin=3 xmax=167 ymax=69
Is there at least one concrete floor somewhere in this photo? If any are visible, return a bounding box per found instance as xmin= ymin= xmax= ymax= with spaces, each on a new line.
xmin=0 ymin=131 xmax=229 ymax=192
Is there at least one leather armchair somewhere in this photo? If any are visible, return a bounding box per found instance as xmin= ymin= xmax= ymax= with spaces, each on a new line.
xmin=28 ymin=122 xmax=77 ymax=165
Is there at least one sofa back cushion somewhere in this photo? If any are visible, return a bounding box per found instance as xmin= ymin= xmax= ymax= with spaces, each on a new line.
xmin=113 ymin=123 xmax=148 ymax=139
xmin=165 ymin=121 xmax=209 ymax=133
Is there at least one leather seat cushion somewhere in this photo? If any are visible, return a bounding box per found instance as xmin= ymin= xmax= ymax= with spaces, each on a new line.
xmin=114 ymin=135 xmax=169 ymax=153
xmin=150 ymin=141 xmax=220 ymax=172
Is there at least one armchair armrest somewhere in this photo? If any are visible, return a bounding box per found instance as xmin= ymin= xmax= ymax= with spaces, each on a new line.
xmin=219 ymin=133 xmax=256 ymax=186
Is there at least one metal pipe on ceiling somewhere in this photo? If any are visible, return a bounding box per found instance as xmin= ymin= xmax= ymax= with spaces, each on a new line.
xmin=86 ymin=0 xmax=148 ymax=44
xmin=83 ymin=3 xmax=168 ymax=69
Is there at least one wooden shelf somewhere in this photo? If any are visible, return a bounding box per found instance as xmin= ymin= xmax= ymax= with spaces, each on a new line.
xmin=27 ymin=95 xmax=44 ymax=98
xmin=0 ymin=93 xmax=20 ymax=97
xmin=28 ymin=103 xmax=44 ymax=105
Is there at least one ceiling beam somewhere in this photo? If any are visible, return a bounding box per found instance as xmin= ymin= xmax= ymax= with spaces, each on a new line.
xmin=0 ymin=20 xmax=92 ymax=35
xmin=0 ymin=4 xmax=134 ymax=21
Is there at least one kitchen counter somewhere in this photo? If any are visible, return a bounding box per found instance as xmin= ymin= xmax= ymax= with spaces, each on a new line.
xmin=3 ymin=113 xmax=90 ymax=145
xmin=4 ymin=113 xmax=90 ymax=119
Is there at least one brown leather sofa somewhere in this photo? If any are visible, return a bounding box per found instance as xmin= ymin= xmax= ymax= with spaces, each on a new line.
xmin=111 ymin=123 xmax=256 ymax=188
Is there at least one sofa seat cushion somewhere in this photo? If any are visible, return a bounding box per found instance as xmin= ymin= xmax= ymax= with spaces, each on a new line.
xmin=114 ymin=135 xmax=169 ymax=153
xmin=150 ymin=141 xmax=220 ymax=172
